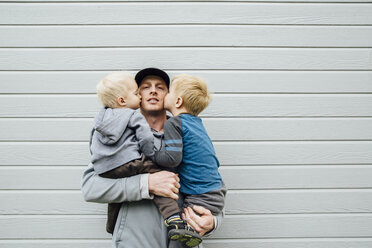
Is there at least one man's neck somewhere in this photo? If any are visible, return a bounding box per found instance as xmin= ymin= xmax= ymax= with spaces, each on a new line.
xmin=141 ymin=109 xmax=167 ymax=132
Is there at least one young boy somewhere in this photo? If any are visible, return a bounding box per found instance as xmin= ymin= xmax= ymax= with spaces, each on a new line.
xmin=89 ymin=72 xmax=156 ymax=233
xmin=153 ymin=74 xmax=227 ymax=247
xmin=89 ymin=72 xmax=201 ymax=245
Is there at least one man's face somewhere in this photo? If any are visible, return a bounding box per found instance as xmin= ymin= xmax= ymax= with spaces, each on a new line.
xmin=138 ymin=76 xmax=168 ymax=113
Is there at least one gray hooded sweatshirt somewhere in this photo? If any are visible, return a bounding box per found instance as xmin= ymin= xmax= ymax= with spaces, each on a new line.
xmin=90 ymin=107 xmax=155 ymax=174
xmin=81 ymin=127 xmax=224 ymax=248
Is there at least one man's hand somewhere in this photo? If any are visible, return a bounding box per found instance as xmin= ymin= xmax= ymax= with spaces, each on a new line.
xmin=148 ymin=171 xmax=180 ymax=200
xmin=182 ymin=206 xmax=214 ymax=236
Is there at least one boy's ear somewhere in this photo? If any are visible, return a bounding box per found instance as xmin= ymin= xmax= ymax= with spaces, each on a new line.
xmin=175 ymin=96 xmax=183 ymax=108
xmin=117 ymin=96 xmax=126 ymax=107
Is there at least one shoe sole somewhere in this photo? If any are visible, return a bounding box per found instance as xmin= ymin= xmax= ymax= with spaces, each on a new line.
xmin=168 ymin=229 xmax=202 ymax=247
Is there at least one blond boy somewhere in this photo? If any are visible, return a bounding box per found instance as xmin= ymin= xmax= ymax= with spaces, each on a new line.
xmin=90 ymin=72 xmax=154 ymax=175
xmin=89 ymin=72 xmax=156 ymax=233
xmin=153 ymin=75 xmax=227 ymax=247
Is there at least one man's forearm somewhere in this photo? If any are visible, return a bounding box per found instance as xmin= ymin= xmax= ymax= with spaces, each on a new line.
xmin=81 ymin=163 xmax=152 ymax=203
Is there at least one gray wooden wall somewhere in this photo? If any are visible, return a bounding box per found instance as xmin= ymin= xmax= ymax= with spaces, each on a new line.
xmin=1 ymin=1 xmax=372 ymax=247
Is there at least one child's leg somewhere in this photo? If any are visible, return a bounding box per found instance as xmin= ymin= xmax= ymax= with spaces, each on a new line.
xmin=153 ymin=196 xmax=202 ymax=247
xmin=183 ymin=182 xmax=227 ymax=215
xmin=99 ymin=156 xmax=154 ymax=234
xmin=106 ymin=203 xmax=122 ymax=234
xmin=176 ymin=183 xmax=227 ymax=248
xmin=99 ymin=155 xmax=153 ymax=179
xmin=153 ymin=196 xmax=181 ymax=220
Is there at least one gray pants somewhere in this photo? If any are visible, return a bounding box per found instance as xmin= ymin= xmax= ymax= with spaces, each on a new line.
xmin=183 ymin=182 xmax=227 ymax=215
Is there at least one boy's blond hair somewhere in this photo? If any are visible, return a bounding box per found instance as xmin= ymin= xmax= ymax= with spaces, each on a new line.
xmin=96 ymin=72 xmax=135 ymax=108
xmin=171 ymin=74 xmax=211 ymax=116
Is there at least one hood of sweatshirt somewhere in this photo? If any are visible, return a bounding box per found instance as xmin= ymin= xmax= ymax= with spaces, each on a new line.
xmin=93 ymin=107 xmax=135 ymax=145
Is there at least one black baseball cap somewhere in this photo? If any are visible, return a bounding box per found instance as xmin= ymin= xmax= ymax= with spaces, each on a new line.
xmin=135 ymin=68 xmax=170 ymax=88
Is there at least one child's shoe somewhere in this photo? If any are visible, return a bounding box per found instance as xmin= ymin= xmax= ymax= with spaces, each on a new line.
xmin=165 ymin=217 xmax=202 ymax=247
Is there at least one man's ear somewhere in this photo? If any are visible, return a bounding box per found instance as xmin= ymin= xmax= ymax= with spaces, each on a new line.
xmin=175 ymin=97 xmax=183 ymax=108
xmin=117 ymin=96 xmax=126 ymax=107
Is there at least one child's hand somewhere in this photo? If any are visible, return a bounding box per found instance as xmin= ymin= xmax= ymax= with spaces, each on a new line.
xmin=182 ymin=206 xmax=214 ymax=236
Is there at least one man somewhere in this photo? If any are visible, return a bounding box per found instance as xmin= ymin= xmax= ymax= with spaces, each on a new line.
xmin=81 ymin=68 xmax=223 ymax=248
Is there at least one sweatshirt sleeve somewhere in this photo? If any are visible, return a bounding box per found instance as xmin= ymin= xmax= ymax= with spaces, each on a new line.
xmin=81 ymin=163 xmax=153 ymax=203
xmin=154 ymin=116 xmax=183 ymax=168
xmin=204 ymin=209 xmax=224 ymax=237
xmin=128 ymin=111 xmax=155 ymax=159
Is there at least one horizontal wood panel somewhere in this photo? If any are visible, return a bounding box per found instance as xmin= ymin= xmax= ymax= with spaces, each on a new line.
xmin=214 ymin=214 xmax=372 ymax=238
xmin=0 ymin=142 xmax=371 ymax=166
xmin=222 ymin=165 xmax=372 ymax=189
xmin=1 ymin=95 xmax=372 ymax=117
xmin=0 ymin=117 xmax=354 ymax=141
xmin=1 ymin=48 xmax=371 ymax=70
xmin=1 ymin=239 xmax=372 ymax=248
xmin=0 ymin=166 xmax=83 ymax=190
xmin=226 ymin=190 xmax=372 ymax=214
xmin=1 ymin=3 xmax=372 ymax=25
xmin=1 ymin=26 xmax=372 ymax=47
xmin=206 ymin=239 xmax=372 ymax=248
xmin=0 ymin=240 xmax=113 ymax=248
xmin=1 ymin=190 xmax=371 ymax=215
xmin=4 ymin=0 xmax=372 ymax=2
xmin=1 ymin=214 xmax=372 ymax=239
xmin=1 ymin=165 xmax=372 ymax=190
xmin=1 ymin=118 xmax=372 ymax=141
xmin=5 ymin=0 xmax=372 ymax=2
xmin=1 ymin=71 xmax=372 ymax=94
xmin=216 ymin=141 xmax=372 ymax=165
xmin=0 ymin=191 xmax=106 ymax=215
xmin=2 ymin=239 xmax=372 ymax=248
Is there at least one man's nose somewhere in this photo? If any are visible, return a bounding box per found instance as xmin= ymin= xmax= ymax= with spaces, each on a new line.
xmin=149 ymin=85 xmax=157 ymax=94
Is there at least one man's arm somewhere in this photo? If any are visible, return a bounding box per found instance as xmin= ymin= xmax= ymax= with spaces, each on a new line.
xmin=182 ymin=206 xmax=224 ymax=236
xmin=81 ymin=163 xmax=179 ymax=203
xmin=81 ymin=163 xmax=151 ymax=203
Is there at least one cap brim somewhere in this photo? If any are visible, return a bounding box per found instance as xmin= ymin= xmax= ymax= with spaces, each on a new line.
xmin=135 ymin=68 xmax=170 ymax=88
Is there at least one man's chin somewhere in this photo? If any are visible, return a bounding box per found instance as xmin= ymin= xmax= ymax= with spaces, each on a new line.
xmin=141 ymin=105 xmax=166 ymax=116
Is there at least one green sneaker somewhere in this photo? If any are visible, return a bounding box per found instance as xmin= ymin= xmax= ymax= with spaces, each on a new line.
xmin=165 ymin=218 xmax=202 ymax=247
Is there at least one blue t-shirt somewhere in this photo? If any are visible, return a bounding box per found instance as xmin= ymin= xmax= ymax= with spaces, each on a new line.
xmin=154 ymin=113 xmax=222 ymax=195
xmin=179 ymin=114 xmax=222 ymax=195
